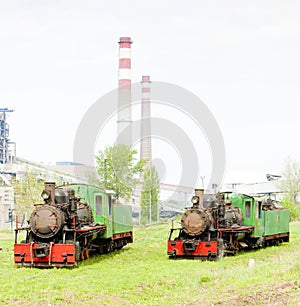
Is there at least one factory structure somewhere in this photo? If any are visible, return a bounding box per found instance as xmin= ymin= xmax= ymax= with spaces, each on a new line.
xmin=0 ymin=37 xmax=288 ymax=228
xmin=0 ymin=109 xmax=93 ymax=229
xmin=116 ymin=37 xmax=152 ymax=169
xmin=117 ymin=38 xmax=152 ymax=165
xmin=117 ymin=37 xmax=133 ymax=146
xmin=114 ymin=36 xmax=288 ymax=216
xmin=0 ymin=109 xmax=15 ymax=228
xmin=140 ymin=75 xmax=152 ymax=169
xmin=0 ymin=36 xmax=194 ymax=228
xmin=0 ymin=108 xmax=16 ymax=164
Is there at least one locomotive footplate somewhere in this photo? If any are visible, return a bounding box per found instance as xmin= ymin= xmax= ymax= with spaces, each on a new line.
xmin=14 ymin=242 xmax=76 ymax=267
xmin=168 ymin=239 xmax=218 ymax=259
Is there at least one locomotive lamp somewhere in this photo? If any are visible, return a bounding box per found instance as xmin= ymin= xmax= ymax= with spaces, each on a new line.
xmin=191 ymin=196 xmax=199 ymax=204
xmin=41 ymin=190 xmax=50 ymax=201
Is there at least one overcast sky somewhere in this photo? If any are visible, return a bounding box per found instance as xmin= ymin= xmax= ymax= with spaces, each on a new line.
xmin=1 ymin=1 xmax=300 ymax=187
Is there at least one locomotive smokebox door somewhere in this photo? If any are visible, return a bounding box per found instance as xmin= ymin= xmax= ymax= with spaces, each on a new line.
xmin=30 ymin=205 xmax=65 ymax=239
xmin=181 ymin=209 xmax=211 ymax=236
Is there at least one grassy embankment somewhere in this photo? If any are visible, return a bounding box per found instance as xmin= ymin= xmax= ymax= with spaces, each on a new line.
xmin=0 ymin=222 xmax=300 ymax=305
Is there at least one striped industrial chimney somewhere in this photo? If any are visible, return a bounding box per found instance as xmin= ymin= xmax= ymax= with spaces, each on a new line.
xmin=140 ymin=75 xmax=152 ymax=168
xmin=117 ymin=37 xmax=133 ymax=146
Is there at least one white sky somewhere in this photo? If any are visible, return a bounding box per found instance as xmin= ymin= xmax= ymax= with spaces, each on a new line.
xmin=1 ymin=1 xmax=300 ymax=186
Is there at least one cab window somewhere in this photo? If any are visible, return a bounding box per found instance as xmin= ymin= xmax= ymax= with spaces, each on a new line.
xmin=95 ymin=195 xmax=103 ymax=215
xmin=245 ymin=201 xmax=251 ymax=218
xmin=256 ymin=201 xmax=262 ymax=218
xmin=107 ymin=195 xmax=112 ymax=216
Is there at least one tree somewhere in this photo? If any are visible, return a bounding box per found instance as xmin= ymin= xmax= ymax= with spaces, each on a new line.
xmin=140 ymin=166 xmax=160 ymax=225
xmin=13 ymin=168 xmax=65 ymax=221
xmin=13 ymin=171 xmax=44 ymax=219
xmin=95 ymin=144 xmax=145 ymax=201
xmin=279 ymin=157 xmax=300 ymax=220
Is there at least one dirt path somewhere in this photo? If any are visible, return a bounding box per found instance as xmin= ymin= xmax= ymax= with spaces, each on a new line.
xmin=211 ymin=281 xmax=300 ymax=306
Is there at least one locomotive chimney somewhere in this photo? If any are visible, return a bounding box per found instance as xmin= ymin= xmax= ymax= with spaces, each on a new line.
xmin=195 ymin=188 xmax=204 ymax=207
xmin=44 ymin=182 xmax=56 ymax=204
xmin=117 ymin=36 xmax=133 ymax=146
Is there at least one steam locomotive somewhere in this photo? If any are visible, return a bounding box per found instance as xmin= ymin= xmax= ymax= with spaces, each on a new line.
xmin=168 ymin=189 xmax=290 ymax=259
xmin=14 ymin=182 xmax=133 ymax=267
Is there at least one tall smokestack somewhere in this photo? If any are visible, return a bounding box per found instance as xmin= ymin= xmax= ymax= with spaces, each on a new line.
xmin=140 ymin=75 xmax=152 ymax=168
xmin=117 ymin=37 xmax=133 ymax=146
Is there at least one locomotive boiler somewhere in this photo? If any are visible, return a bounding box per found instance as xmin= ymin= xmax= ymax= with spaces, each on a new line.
xmin=14 ymin=182 xmax=133 ymax=267
xmin=168 ymin=189 xmax=290 ymax=259
xmin=29 ymin=183 xmax=94 ymax=242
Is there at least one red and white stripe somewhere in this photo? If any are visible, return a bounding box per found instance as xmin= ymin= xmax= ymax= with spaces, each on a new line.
xmin=140 ymin=75 xmax=152 ymax=167
xmin=118 ymin=37 xmax=132 ymax=87
xmin=117 ymin=37 xmax=133 ymax=145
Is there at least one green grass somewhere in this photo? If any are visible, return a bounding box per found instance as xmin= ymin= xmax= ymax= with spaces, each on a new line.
xmin=1 ymin=223 xmax=300 ymax=305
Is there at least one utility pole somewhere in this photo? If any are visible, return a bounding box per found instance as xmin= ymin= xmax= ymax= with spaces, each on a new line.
xmin=200 ymin=176 xmax=205 ymax=188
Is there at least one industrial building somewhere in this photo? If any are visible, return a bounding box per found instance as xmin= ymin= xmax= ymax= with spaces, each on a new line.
xmin=0 ymin=109 xmax=15 ymax=228
xmin=0 ymin=37 xmax=291 ymax=229
xmin=0 ymin=186 xmax=13 ymax=229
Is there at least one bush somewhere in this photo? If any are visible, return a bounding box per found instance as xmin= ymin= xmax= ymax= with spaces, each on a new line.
xmin=281 ymin=194 xmax=300 ymax=221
